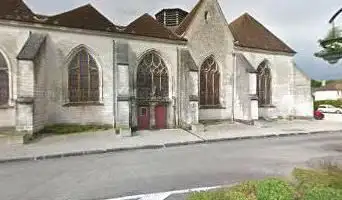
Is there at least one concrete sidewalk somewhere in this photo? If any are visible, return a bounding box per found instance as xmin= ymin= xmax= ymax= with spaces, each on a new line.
xmin=0 ymin=119 xmax=341 ymax=163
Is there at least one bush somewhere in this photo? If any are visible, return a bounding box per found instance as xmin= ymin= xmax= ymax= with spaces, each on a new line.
xmin=230 ymin=181 xmax=257 ymax=199
xmin=256 ymin=178 xmax=295 ymax=200
xmin=314 ymin=100 xmax=342 ymax=110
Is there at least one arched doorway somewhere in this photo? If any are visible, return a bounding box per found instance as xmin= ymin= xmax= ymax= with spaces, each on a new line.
xmin=136 ymin=51 xmax=169 ymax=130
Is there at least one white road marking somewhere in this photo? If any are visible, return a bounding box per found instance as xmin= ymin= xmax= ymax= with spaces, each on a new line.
xmin=104 ymin=185 xmax=226 ymax=200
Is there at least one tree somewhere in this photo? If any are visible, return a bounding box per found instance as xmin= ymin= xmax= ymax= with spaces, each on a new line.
xmin=314 ymin=8 xmax=342 ymax=64
xmin=311 ymin=80 xmax=322 ymax=88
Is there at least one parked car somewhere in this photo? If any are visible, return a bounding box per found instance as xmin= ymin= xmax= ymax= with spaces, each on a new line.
xmin=317 ymin=104 xmax=342 ymax=114
xmin=314 ymin=110 xmax=325 ymax=120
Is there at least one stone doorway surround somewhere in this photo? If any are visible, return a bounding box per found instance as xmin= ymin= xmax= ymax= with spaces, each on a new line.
xmin=136 ymin=99 xmax=170 ymax=130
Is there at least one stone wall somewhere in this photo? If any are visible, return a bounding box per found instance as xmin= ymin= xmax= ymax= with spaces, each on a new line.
xmin=0 ymin=23 xmax=115 ymax=129
xmin=0 ymin=29 xmax=27 ymax=128
xmin=183 ymin=0 xmax=235 ymax=121
xmin=33 ymin=41 xmax=48 ymax=132
xmin=16 ymin=60 xmax=34 ymax=132
xmin=121 ymin=38 xmax=182 ymax=129
xmin=237 ymin=48 xmax=313 ymax=118
xmin=178 ymin=49 xmax=199 ymax=127
xmin=293 ymin=66 xmax=313 ymax=118
xmin=234 ymin=55 xmax=252 ymax=121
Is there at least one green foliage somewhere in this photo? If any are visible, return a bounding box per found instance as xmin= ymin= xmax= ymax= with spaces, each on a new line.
xmin=325 ymin=26 xmax=342 ymax=40
xmin=311 ymin=80 xmax=322 ymax=88
xmin=314 ymin=100 xmax=342 ymax=110
xmin=293 ymin=167 xmax=342 ymax=190
xmin=187 ymin=189 xmax=235 ymax=200
xmin=188 ymin=162 xmax=342 ymax=200
xmin=302 ymin=187 xmax=342 ymax=200
xmin=188 ymin=190 xmax=252 ymax=200
xmin=230 ymin=181 xmax=258 ymax=199
xmin=23 ymin=133 xmax=34 ymax=144
xmin=293 ymin=165 xmax=342 ymax=200
xmin=256 ymin=178 xmax=295 ymax=200
xmin=39 ymin=124 xmax=113 ymax=135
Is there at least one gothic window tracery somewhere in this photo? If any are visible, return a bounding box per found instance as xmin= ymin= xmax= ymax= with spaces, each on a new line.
xmin=68 ymin=49 xmax=99 ymax=103
xmin=0 ymin=53 xmax=9 ymax=105
xmin=200 ymin=56 xmax=220 ymax=106
xmin=137 ymin=51 xmax=169 ymax=99
xmin=257 ymin=61 xmax=272 ymax=106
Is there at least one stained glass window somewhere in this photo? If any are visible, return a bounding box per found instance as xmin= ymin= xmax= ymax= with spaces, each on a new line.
xmin=257 ymin=61 xmax=272 ymax=106
xmin=0 ymin=53 xmax=8 ymax=105
xmin=137 ymin=52 xmax=169 ymax=99
xmin=68 ymin=49 xmax=99 ymax=103
xmin=200 ymin=56 xmax=220 ymax=106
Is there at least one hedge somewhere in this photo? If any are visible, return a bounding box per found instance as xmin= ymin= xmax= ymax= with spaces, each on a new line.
xmin=314 ymin=100 xmax=342 ymax=110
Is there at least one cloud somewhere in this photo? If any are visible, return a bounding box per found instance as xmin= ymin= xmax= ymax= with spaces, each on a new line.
xmin=24 ymin=0 xmax=342 ymax=80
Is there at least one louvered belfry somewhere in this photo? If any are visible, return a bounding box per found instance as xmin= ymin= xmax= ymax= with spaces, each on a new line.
xmin=155 ymin=8 xmax=188 ymax=27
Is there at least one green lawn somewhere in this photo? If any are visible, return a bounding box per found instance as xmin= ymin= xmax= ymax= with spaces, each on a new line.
xmin=187 ymin=164 xmax=342 ymax=200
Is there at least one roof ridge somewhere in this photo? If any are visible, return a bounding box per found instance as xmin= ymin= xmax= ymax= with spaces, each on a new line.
xmin=175 ymin=0 xmax=205 ymax=35
xmin=49 ymin=3 xmax=94 ymax=18
xmin=125 ymin=12 xmax=186 ymax=41
xmin=20 ymin=0 xmax=34 ymax=14
xmin=0 ymin=1 xmax=186 ymax=42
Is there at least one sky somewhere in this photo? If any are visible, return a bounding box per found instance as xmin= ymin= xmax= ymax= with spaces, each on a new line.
xmin=24 ymin=0 xmax=342 ymax=80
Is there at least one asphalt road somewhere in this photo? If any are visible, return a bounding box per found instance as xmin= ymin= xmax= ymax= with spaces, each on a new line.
xmin=1 ymin=133 xmax=342 ymax=200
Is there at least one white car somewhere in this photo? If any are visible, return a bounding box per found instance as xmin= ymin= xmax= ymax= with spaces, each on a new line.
xmin=317 ymin=104 xmax=342 ymax=114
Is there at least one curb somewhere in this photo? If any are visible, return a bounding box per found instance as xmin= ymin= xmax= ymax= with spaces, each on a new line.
xmin=0 ymin=130 xmax=341 ymax=164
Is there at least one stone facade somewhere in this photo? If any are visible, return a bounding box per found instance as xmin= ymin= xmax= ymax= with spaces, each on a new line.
xmin=0 ymin=0 xmax=313 ymax=135
xmin=183 ymin=0 xmax=235 ymax=121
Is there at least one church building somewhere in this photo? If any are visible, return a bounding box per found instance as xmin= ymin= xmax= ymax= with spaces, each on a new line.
xmin=0 ymin=0 xmax=313 ymax=134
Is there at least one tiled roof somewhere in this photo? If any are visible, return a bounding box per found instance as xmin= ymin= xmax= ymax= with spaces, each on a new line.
xmin=0 ymin=0 xmax=185 ymax=41
xmin=124 ymin=14 xmax=186 ymax=41
xmin=0 ymin=0 xmax=34 ymax=22
xmin=175 ymin=0 xmax=205 ymax=36
xmin=229 ymin=13 xmax=296 ymax=54
xmin=45 ymin=4 xmax=117 ymax=32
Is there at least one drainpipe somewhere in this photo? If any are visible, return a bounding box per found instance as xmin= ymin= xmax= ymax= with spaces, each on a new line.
xmin=232 ymin=52 xmax=237 ymax=123
xmin=113 ymin=40 xmax=117 ymax=129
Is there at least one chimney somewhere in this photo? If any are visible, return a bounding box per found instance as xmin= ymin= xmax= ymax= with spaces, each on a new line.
xmin=155 ymin=8 xmax=188 ymax=27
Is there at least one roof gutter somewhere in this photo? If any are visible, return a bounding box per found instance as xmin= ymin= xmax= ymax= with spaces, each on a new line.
xmin=234 ymin=45 xmax=296 ymax=57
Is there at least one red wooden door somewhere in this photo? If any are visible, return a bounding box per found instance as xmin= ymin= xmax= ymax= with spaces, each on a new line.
xmin=138 ymin=106 xmax=150 ymax=130
xmin=155 ymin=105 xmax=167 ymax=129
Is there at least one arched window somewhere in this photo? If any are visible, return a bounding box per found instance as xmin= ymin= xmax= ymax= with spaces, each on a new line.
xmin=0 ymin=53 xmax=9 ymax=105
xmin=68 ymin=49 xmax=99 ymax=103
xmin=200 ymin=56 xmax=220 ymax=106
xmin=137 ymin=51 xmax=169 ymax=99
xmin=257 ymin=61 xmax=272 ymax=106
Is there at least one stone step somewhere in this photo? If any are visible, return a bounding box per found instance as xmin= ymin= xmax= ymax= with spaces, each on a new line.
xmin=191 ymin=124 xmax=205 ymax=134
